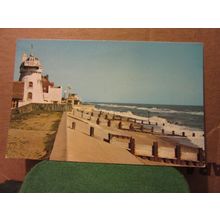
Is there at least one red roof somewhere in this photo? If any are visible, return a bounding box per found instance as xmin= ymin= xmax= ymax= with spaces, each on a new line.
xmin=12 ymin=81 xmax=24 ymax=100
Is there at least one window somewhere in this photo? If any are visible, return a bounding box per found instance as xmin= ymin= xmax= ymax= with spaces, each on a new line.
xmin=27 ymin=92 xmax=32 ymax=100
xmin=29 ymin=81 xmax=33 ymax=87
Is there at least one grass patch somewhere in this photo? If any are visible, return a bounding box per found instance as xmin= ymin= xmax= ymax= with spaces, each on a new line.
xmin=10 ymin=111 xmax=62 ymax=131
xmin=7 ymin=111 xmax=62 ymax=160
xmin=41 ymin=117 xmax=62 ymax=159
xmin=20 ymin=161 xmax=189 ymax=193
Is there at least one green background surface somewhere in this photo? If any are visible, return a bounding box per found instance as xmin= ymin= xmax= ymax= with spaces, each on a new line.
xmin=20 ymin=161 xmax=189 ymax=193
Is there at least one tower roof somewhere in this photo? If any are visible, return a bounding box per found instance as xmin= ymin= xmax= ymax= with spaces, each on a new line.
xmin=19 ymin=52 xmax=43 ymax=81
xmin=22 ymin=54 xmax=41 ymax=68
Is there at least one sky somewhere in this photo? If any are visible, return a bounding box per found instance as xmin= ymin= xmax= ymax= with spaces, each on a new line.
xmin=14 ymin=39 xmax=203 ymax=106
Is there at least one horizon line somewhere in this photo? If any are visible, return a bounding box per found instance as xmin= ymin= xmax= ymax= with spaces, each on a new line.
xmin=83 ymin=100 xmax=203 ymax=107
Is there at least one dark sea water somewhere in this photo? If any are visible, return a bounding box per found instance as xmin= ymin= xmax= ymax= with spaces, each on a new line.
xmin=89 ymin=102 xmax=204 ymax=130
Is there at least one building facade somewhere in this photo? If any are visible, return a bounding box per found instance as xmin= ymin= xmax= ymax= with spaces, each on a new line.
xmin=66 ymin=93 xmax=81 ymax=107
xmin=13 ymin=52 xmax=62 ymax=107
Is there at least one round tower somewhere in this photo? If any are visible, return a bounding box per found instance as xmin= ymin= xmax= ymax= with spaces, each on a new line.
xmin=18 ymin=49 xmax=45 ymax=106
xmin=17 ymin=46 xmax=62 ymax=107
xmin=19 ymin=54 xmax=43 ymax=81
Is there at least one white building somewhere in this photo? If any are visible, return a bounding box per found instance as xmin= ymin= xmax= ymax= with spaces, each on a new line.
xmin=17 ymin=52 xmax=62 ymax=106
xmin=66 ymin=93 xmax=81 ymax=107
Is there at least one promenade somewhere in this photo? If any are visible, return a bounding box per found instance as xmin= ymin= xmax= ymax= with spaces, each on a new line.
xmin=50 ymin=107 xmax=205 ymax=167
xmin=50 ymin=111 xmax=143 ymax=164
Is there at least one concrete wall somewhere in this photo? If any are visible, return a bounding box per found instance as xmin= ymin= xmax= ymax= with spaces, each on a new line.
xmin=12 ymin=103 xmax=72 ymax=115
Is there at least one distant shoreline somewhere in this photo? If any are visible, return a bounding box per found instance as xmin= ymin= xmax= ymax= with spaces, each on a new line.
xmin=84 ymin=101 xmax=203 ymax=108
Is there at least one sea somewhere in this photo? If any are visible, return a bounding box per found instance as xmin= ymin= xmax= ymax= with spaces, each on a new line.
xmin=88 ymin=102 xmax=205 ymax=148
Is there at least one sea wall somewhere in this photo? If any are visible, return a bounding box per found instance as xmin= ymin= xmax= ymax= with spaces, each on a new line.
xmin=11 ymin=103 xmax=72 ymax=114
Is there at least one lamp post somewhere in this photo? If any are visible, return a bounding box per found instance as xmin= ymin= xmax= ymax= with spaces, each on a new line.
xmin=67 ymin=85 xmax=71 ymax=98
xmin=64 ymin=90 xmax=67 ymax=99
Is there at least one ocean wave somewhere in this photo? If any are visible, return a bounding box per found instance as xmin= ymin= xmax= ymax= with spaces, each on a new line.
xmin=97 ymin=103 xmax=137 ymax=109
xmin=96 ymin=103 xmax=203 ymax=116
xmin=94 ymin=107 xmax=205 ymax=149
xmin=137 ymin=107 xmax=203 ymax=115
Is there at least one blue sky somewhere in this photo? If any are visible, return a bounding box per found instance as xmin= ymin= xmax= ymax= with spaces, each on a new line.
xmin=14 ymin=39 xmax=203 ymax=106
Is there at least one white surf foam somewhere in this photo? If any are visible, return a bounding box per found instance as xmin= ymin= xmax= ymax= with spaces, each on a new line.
xmin=95 ymin=107 xmax=205 ymax=149
xmin=96 ymin=103 xmax=203 ymax=116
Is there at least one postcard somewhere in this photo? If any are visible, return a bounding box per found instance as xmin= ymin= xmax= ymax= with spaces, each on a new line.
xmin=6 ymin=39 xmax=205 ymax=167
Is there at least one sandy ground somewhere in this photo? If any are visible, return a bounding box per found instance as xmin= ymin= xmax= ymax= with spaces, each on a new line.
xmin=6 ymin=111 xmax=62 ymax=160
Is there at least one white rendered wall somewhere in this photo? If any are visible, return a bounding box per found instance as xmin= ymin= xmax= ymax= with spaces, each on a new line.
xmin=43 ymin=86 xmax=62 ymax=103
xmin=18 ymin=73 xmax=44 ymax=107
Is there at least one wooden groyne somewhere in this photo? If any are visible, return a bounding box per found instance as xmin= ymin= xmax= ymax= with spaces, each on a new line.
xmin=69 ymin=110 xmax=205 ymax=167
xmin=75 ymin=108 xmax=203 ymax=138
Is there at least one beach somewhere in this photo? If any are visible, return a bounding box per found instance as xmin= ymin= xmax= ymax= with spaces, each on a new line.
xmin=50 ymin=104 xmax=205 ymax=167
xmin=6 ymin=103 xmax=205 ymax=167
